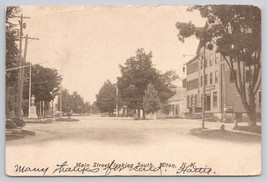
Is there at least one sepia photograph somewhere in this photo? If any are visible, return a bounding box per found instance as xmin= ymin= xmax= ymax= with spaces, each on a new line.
xmin=5 ymin=4 xmax=261 ymax=176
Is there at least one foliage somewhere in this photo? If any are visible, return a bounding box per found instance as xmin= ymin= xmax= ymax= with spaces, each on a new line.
xmin=6 ymin=119 xmax=17 ymax=129
xmin=59 ymin=89 xmax=86 ymax=114
xmin=117 ymin=48 xmax=177 ymax=115
xmin=11 ymin=118 xmax=25 ymax=127
xmin=23 ymin=64 xmax=61 ymax=103
xmin=6 ymin=6 xmax=20 ymax=87
xmin=96 ymin=80 xmax=116 ymax=114
xmin=176 ymin=5 xmax=261 ymax=126
xmin=143 ymin=83 xmax=161 ymax=114
xmin=91 ymin=101 xmax=100 ymax=114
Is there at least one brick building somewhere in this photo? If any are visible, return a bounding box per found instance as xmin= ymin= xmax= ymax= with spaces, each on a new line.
xmin=183 ymin=41 xmax=261 ymax=122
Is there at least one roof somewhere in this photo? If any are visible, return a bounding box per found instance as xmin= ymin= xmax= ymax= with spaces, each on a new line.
xmin=167 ymin=87 xmax=186 ymax=103
xmin=184 ymin=54 xmax=199 ymax=65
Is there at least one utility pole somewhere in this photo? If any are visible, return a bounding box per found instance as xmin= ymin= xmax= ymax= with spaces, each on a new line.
xmin=14 ymin=14 xmax=30 ymax=118
xmin=202 ymin=45 xmax=206 ymax=129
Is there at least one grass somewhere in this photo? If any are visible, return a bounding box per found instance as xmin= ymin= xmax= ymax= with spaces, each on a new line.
xmin=233 ymin=125 xmax=261 ymax=134
xmin=190 ymin=129 xmax=261 ymax=143
xmin=6 ymin=129 xmax=36 ymax=141
xmin=55 ymin=117 xmax=79 ymax=122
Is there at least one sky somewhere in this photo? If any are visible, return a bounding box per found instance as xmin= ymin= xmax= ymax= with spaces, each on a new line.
xmin=20 ymin=5 xmax=206 ymax=103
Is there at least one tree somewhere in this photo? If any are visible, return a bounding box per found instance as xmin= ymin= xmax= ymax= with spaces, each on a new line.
xmin=117 ymin=48 xmax=178 ymax=119
xmin=91 ymin=101 xmax=100 ymax=114
xmin=6 ymin=6 xmax=20 ymax=86
xmin=5 ymin=6 xmax=20 ymax=116
xmin=96 ymin=80 xmax=116 ymax=115
xmin=176 ymin=5 xmax=261 ymax=126
xmin=59 ymin=89 xmax=86 ymax=114
xmin=23 ymin=64 xmax=61 ymax=115
xmin=143 ymin=83 xmax=161 ymax=119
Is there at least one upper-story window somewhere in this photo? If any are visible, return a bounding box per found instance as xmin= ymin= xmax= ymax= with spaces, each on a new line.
xmin=215 ymin=70 xmax=219 ymax=83
xmin=215 ymin=52 xmax=219 ymax=63
xmin=209 ymin=54 xmax=213 ymax=66
xmin=204 ymin=74 xmax=208 ymax=86
xmin=210 ymin=72 xmax=213 ymax=85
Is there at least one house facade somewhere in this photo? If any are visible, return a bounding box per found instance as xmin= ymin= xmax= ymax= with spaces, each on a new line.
xmin=184 ymin=43 xmax=261 ymax=122
xmin=166 ymin=87 xmax=186 ymax=117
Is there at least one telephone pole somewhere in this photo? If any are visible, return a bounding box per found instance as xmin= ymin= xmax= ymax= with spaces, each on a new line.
xmin=14 ymin=14 xmax=30 ymax=118
xmin=14 ymin=14 xmax=39 ymax=119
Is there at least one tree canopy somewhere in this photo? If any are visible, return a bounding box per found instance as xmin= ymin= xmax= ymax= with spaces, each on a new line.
xmin=6 ymin=6 xmax=20 ymax=87
xmin=143 ymin=83 xmax=161 ymax=114
xmin=96 ymin=80 xmax=116 ymax=114
xmin=117 ymin=48 xmax=178 ymax=118
xmin=23 ymin=64 xmax=61 ymax=103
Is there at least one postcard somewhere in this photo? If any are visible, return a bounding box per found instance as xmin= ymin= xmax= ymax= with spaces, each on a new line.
xmin=5 ymin=5 xmax=261 ymax=176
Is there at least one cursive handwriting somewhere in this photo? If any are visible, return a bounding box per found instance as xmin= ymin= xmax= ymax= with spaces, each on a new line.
xmin=14 ymin=161 xmax=214 ymax=176
xmin=176 ymin=162 xmax=213 ymax=175
xmin=14 ymin=165 xmax=49 ymax=175
xmin=53 ymin=161 xmax=100 ymax=174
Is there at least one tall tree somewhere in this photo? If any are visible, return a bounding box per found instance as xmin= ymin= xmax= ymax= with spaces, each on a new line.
xmin=117 ymin=49 xmax=156 ymax=118
xmin=176 ymin=5 xmax=261 ymax=126
xmin=143 ymin=83 xmax=161 ymax=118
xmin=96 ymin=80 xmax=116 ymax=115
xmin=5 ymin=6 xmax=20 ymax=116
xmin=117 ymin=48 xmax=178 ymax=119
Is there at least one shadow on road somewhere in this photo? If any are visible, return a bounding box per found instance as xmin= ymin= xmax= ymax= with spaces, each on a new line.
xmin=190 ymin=129 xmax=261 ymax=143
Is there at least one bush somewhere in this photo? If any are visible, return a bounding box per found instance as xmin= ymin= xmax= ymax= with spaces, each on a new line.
xmin=11 ymin=118 xmax=25 ymax=128
xmin=6 ymin=119 xmax=17 ymax=129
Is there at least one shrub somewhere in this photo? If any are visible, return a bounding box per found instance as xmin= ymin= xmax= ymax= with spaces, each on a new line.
xmin=6 ymin=119 xmax=17 ymax=129
xmin=11 ymin=118 xmax=25 ymax=128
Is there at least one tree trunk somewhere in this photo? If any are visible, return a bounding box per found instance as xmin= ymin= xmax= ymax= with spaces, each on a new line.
xmin=243 ymin=88 xmax=257 ymax=126
xmin=153 ymin=112 xmax=157 ymax=120
xmin=142 ymin=109 xmax=146 ymax=119
xmin=137 ymin=109 xmax=140 ymax=119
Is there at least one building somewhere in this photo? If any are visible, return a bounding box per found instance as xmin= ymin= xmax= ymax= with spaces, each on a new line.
xmin=183 ymin=40 xmax=261 ymax=122
xmin=166 ymin=87 xmax=186 ymax=117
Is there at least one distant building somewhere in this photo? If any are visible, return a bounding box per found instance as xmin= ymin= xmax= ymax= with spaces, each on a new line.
xmin=166 ymin=87 xmax=186 ymax=117
xmin=183 ymin=40 xmax=261 ymax=122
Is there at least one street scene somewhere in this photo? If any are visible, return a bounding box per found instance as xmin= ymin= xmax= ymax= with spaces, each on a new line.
xmin=5 ymin=5 xmax=261 ymax=176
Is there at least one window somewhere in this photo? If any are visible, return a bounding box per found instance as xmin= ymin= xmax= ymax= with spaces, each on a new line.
xmin=210 ymin=54 xmax=213 ymax=66
xmin=259 ymin=92 xmax=262 ymax=106
xmin=246 ymin=70 xmax=251 ymax=82
xmin=210 ymin=73 xmax=213 ymax=85
xmin=215 ymin=71 xmax=219 ymax=83
xmin=200 ymin=94 xmax=203 ymax=106
xmin=213 ymin=91 xmax=218 ymax=107
xmin=187 ymin=96 xmax=190 ymax=108
xmin=200 ymin=76 xmax=203 ymax=86
xmin=215 ymin=52 xmax=219 ymax=63
xmin=200 ymin=60 xmax=203 ymax=70
xmin=194 ymin=94 xmax=198 ymax=106
xmin=204 ymin=74 xmax=208 ymax=86
xmin=230 ymin=70 xmax=237 ymax=83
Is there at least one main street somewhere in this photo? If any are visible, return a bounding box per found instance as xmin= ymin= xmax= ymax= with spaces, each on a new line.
xmin=6 ymin=116 xmax=261 ymax=176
